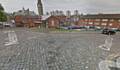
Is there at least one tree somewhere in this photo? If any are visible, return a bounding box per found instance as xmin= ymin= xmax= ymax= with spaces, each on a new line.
xmin=0 ymin=11 xmax=7 ymax=22
xmin=0 ymin=4 xmax=7 ymax=22
xmin=0 ymin=4 xmax=4 ymax=11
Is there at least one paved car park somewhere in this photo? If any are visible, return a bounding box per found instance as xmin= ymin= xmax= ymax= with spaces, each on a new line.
xmin=0 ymin=28 xmax=120 ymax=70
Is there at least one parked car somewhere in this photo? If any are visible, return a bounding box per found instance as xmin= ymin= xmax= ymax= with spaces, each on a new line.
xmin=0 ymin=24 xmax=3 ymax=29
xmin=102 ymin=29 xmax=116 ymax=35
xmin=111 ymin=28 xmax=119 ymax=31
xmin=95 ymin=26 xmax=102 ymax=30
xmin=116 ymin=29 xmax=120 ymax=32
xmin=89 ymin=26 xmax=95 ymax=29
xmin=3 ymin=23 xmax=11 ymax=27
xmin=68 ymin=26 xmax=85 ymax=29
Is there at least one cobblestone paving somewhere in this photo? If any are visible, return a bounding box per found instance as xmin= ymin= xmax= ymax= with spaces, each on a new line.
xmin=0 ymin=28 xmax=120 ymax=70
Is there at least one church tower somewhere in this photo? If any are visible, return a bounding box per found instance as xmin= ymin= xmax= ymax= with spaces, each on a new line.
xmin=37 ymin=0 xmax=43 ymax=15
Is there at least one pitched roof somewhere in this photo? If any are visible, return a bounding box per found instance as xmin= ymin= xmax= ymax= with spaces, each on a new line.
xmin=47 ymin=15 xmax=67 ymax=21
xmin=81 ymin=14 xmax=120 ymax=19
xmin=41 ymin=15 xmax=50 ymax=20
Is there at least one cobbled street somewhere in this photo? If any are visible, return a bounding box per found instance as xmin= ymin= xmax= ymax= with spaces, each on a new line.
xmin=0 ymin=28 xmax=120 ymax=70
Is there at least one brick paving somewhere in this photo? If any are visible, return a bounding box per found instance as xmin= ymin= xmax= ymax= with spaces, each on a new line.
xmin=0 ymin=28 xmax=120 ymax=70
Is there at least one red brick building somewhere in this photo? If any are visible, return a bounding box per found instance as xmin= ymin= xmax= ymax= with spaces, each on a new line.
xmin=46 ymin=16 xmax=66 ymax=28
xmin=15 ymin=15 xmax=42 ymax=28
xmin=14 ymin=14 xmax=120 ymax=29
xmin=77 ymin=14 xmax=120 ymax=29
xmin=14 ymin=16 xmax=24 ymax=27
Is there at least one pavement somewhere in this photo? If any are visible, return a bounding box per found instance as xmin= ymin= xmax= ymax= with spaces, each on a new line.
xmin=0 ymin=28 xmax=120 ymax=70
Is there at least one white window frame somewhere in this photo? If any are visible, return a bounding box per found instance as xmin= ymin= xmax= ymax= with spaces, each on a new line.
xmin=102 ymin=23 xmax=107 ymax=26
xmin=109 ymin=23 xmax=112 ymax=26
xmin=102 ymin=19 xmax=108 ymax=21
xmin=89 ymin=22 xmax=93 ymax=24
xmin=118 ymin=19 xmax=120 ymax=22
xmin=95 ymin=19 xmax=100 ymax=21
xmin=95 ymin=23 xmax=99 ymax=25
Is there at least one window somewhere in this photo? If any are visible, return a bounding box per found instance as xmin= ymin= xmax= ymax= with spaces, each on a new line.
xmin=102 ymin=23 xmax=107 ymax=25
xmin=110 ymin=19 xmax=114 ymax=22
xmin=95 ymin=23 xmax=99 ymax=25
xmin=95 ymin=19 xmax=100 ymax=21
xmin=109 ymin=23 xmax=112 ymax=26
xmin=89 ymin=22 xmax=93 ymax=24
xmin=118 ymin=19 xmax=120 ymax=22
xmin=102 ymin=19 xmax=108 ymax=21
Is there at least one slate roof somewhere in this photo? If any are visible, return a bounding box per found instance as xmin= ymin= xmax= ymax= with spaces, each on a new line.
xmin=81 ymin=14 xmax=120 ymax=19
xmin=47 ymin=15 xmax=67 ymax=21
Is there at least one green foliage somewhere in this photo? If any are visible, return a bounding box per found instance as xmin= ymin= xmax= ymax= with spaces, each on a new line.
xmin=0 ymin=11 xmax=7 ymax=22
xmin=0 ymin=4 xmax=4 ymax=11
xmin=0 ymin=4 xmax=7 ymax=22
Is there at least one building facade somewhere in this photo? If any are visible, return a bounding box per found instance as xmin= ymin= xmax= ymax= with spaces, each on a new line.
xmin=46 ymin=16 xmax=66 ymax=28
xmin=77 ymin=14 xmax=120 ymax=29
xmin=14 ymin=15 xmax=42 ymax=28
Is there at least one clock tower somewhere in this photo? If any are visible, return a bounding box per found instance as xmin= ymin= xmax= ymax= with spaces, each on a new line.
xmin=37 ymin=0 xmax=43 ymax=15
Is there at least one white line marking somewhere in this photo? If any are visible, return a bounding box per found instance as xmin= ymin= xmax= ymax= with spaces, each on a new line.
xmin=99 ymin=36 xmax=113 ymax=51
xmin=99 ymin=60 xmax=120 ymax=70
xmin=99 ymin=60 xmax=114 ymax=70
xmin=4 ymin=30 xmax=18 ymax=46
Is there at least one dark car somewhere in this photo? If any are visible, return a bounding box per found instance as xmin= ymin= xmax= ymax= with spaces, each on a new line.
xmin=4 ymin=23 xmax=11 ymax=27
xmin=116 ymin=29 xmax=120 ymax=32
xmin=102 ymin=29 xmax=116 ymax=35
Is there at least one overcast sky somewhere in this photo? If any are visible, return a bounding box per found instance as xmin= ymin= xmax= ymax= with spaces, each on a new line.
xmin=0 ymin=0 xmax=120 ymax=14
